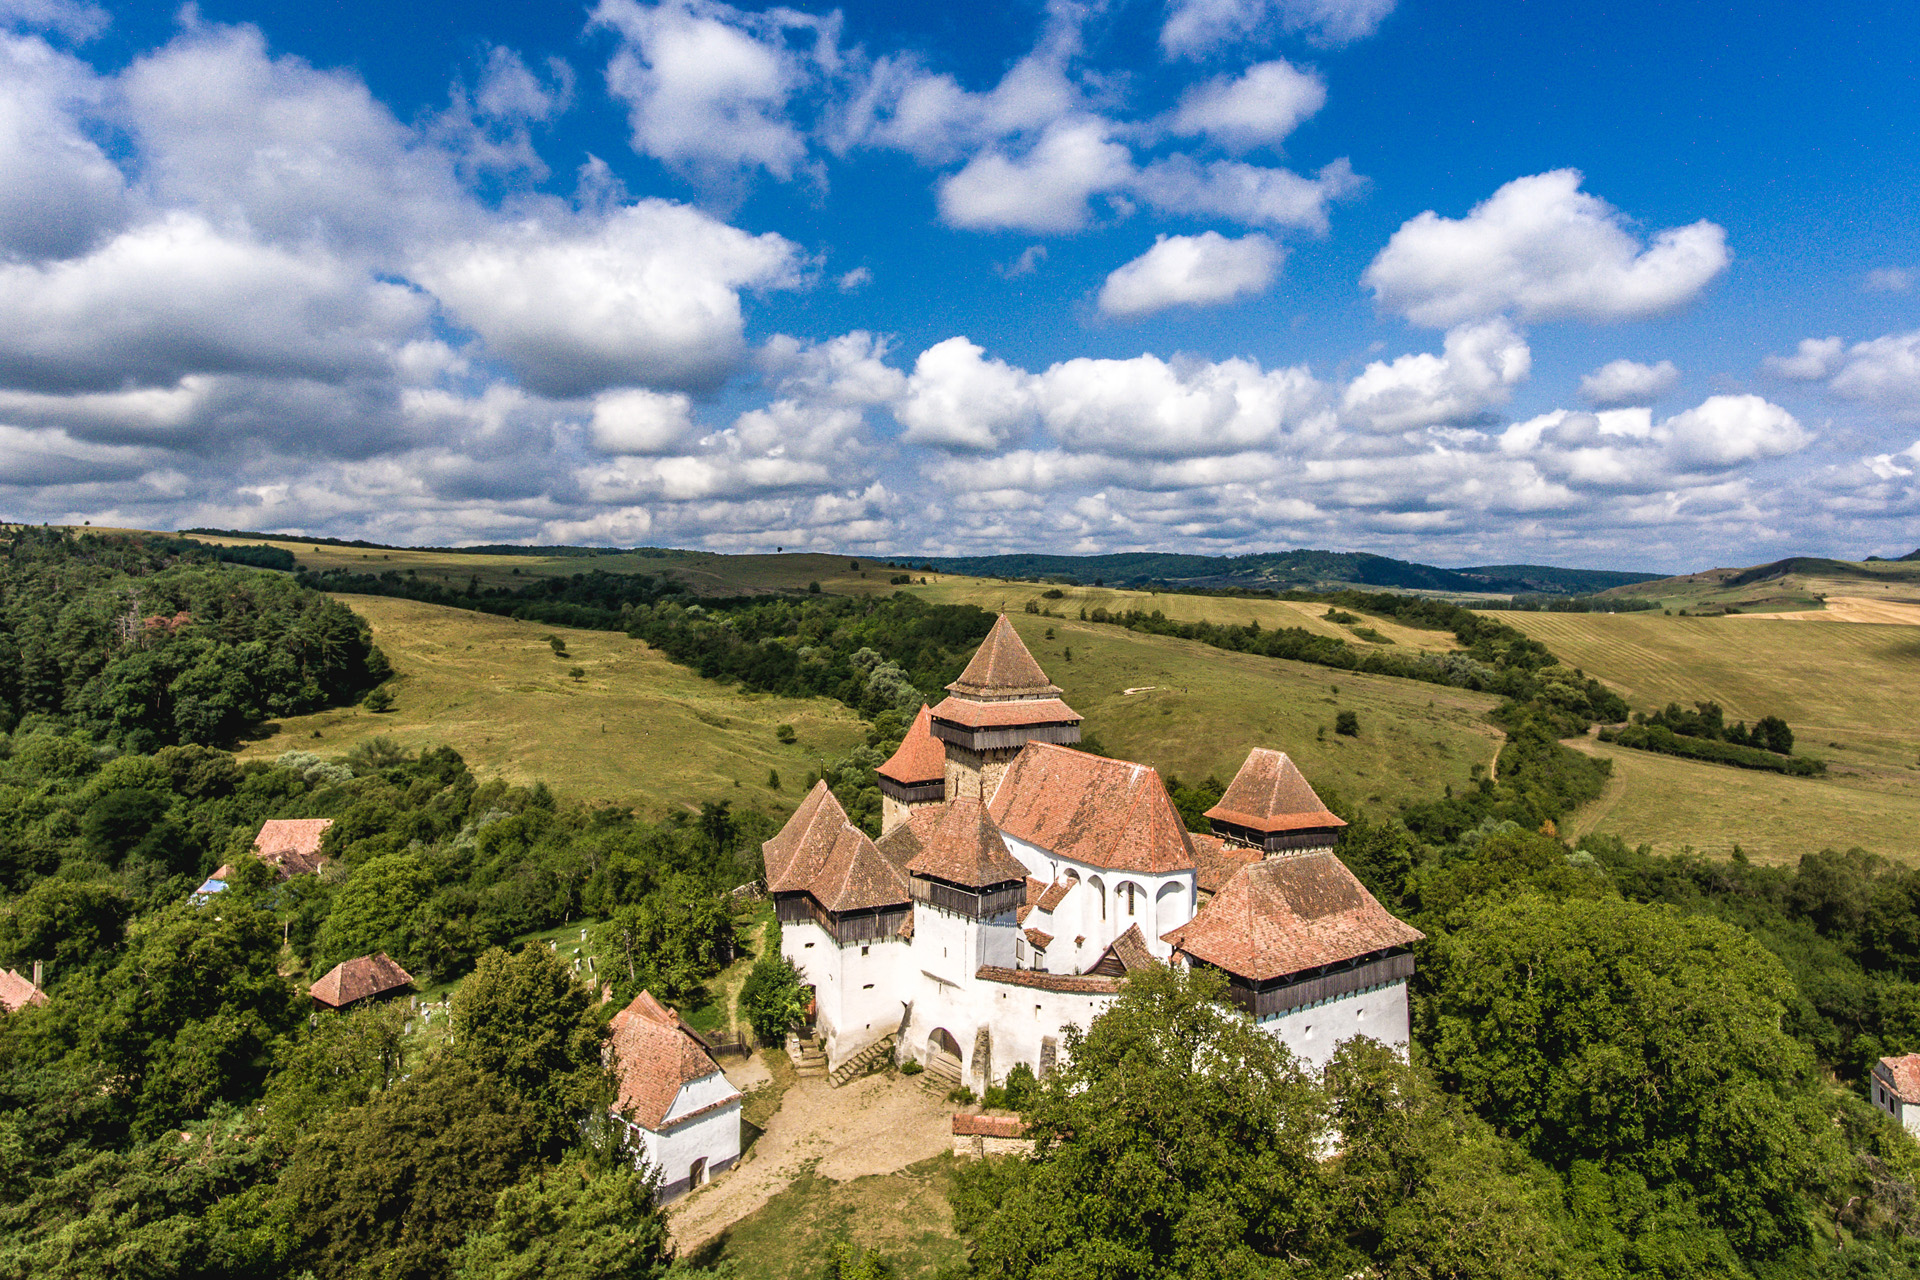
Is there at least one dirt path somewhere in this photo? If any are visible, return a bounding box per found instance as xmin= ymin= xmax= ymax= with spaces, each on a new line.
xmin=667 ymin=1063 xmax=953 ymax=1253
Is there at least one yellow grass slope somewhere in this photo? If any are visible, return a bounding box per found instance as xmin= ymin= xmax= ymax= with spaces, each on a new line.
xmin=237 ymin=595 xmax=868 ymax=814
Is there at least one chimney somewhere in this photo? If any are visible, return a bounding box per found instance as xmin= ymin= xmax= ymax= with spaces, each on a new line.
xmin=32 ymin=960 xmax=41 ymax=988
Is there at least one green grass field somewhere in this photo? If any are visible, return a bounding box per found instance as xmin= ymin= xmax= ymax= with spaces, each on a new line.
xmin=238 ymin=594 xmax=868 ymax=817
xmin=982 ymin=611 xmax=1502 ymax=814
xmin=1598 ymin=557 xmax=1920 ymax=614
xmin=683 ymin=1156 xmax=967 ymax=1280
xmin=1565 ymin=737 xmax=1920 ymax=864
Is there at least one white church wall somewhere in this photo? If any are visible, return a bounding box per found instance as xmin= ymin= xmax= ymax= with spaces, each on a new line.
xmin=1255 ymin=979 xmax=1411 ymax=1074
xmin=786 ymin=920 xmax=912 ymax=1066
xmin=901 ymin=964 xmax=1116 ymax=1090
xmin=1000 ymin=832 xmax=1197 ymax=966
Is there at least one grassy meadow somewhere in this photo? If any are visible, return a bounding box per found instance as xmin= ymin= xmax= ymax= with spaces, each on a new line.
xmin=1598 ymin=557 xmax=1920 ymax=614
xmin=237 ymin=595 xmax=868 ymax=816
xmin=683 ymin=1157 xmax=967 ymax=1280
xmin=975 ymin=611 xmax=1503 ymax=813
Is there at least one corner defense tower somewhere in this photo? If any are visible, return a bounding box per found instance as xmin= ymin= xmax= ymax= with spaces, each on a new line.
xmin=929 ymin=615 xmax=1082 ymax=802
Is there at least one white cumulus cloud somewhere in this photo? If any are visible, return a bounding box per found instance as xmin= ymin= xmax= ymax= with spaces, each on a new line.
xmin=1098 ymin=232 xmax=1281 ymax=317
xmin=936 ymin=118 xmax=1133 ymax=233
xmin=1160 ymin=0 xmax=1396 ymax=56
xmin=415 ymin=199 xmax=801 ymax=397
xmin=1034 ymin=352 xmax=1325 ymax=458
xmin=1364 ymin=170 xmax=1730 ymax=327
xmin=894 ymin=337 xmax=1037 ymax=451
xmin=1579 ymin=358 xmax=1679 ymax=407
xmin=1167 ymin=60 xmax=1325 ymax=152
xmin=589 ymin=387 xmax=694 ymax=454
xmin=1341 ymin=319 xmax=1531 ymax=432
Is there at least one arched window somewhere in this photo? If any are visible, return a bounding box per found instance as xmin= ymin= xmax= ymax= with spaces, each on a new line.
xmin=1088 ymin=875 xmax=1106 ymax=921
xmin=1122 ymin=882 xmax=1138 ymax=916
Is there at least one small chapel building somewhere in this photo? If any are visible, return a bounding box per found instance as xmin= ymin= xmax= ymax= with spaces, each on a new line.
xmin=765 ymin=613 xmax=1423 ymax=1088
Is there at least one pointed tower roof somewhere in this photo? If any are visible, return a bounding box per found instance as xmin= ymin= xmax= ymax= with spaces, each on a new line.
xmin=762 ymin=781 xmax=850 ymax=891
xmin=989 ymin=742 xmax=1195 ymax=874
xmin=946 ymin=615 xmax=1062 ymax=701
xmin=1205 ymin=748 xmax=1347 ymax=834
xmin=877 ymin=704 xmax=946 ymax=785
xmin=896 ymin=796 xmax=1028 ymax=888
xmin=1161 ymin=854 xmax=1421 ymax=983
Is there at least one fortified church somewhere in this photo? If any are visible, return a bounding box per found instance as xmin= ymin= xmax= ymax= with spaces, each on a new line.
xmin=764 ymin=615 xmax=1424 ymax=1091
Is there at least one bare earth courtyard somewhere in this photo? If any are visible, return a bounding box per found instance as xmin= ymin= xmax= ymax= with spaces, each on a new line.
xmin=666 ymin=1058 xmax=953 ymax=1253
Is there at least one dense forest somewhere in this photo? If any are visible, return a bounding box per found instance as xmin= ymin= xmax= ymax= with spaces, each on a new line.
xmin=0 ymin=529 xmax=386 ymax=751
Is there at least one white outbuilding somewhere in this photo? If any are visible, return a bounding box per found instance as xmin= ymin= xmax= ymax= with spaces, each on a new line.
xmin=609 ymin=990 xmax=743 ymax=1201
xmin=1873 ymin=1054 xmax=1920 ymax=1136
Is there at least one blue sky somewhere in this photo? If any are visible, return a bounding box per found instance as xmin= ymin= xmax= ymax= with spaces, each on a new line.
xmin=0 ymin=0 xmax=1915 ymax=570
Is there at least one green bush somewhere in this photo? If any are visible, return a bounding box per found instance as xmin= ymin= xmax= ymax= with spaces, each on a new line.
xmin=738 ymin=953 xmax=807 ymax=1044
xmin=1600 ymin=723 xmax=1824 ymax=775
xmin=1335 ymin=710 xmax=1360 ymax=737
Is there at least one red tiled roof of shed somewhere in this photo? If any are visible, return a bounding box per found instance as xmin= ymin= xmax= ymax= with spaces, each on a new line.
xmin=953 ymin=1113 xmax=1028 ymax=1138
xmin=253 ymin=818 xmax=334 ymax=878
xmin=0 ymin=968 xmax=46 ymax=1012
xmin=1205 ymin=749 xmax=1346 ymax=834
xmin=310 ymin=953 xmax=414 ymax=1008
xmin=1880 ymin=1054 xmax=1920 ymax=1105
xmin=609 ymin=990 xmax=737 ymax=1131
xmin=989 ymin=742 xmax=1195 ymax=874
xmin=901 ymin=797 xmax=1028 ymax=889
xmin=946 ymin=615 xmax=1061 ymax=700
xmin=877 ymin=704 xmax=948 ymax=785
xmin=1162 ymin=853 xmax=1422 ymax=983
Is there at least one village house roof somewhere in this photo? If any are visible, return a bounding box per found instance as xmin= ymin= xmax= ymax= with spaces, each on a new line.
xmin=945 ymin=614 xmax=1063 ymax=701
xmin=0 ymin=968 xmax=46 ymax=1012
xmin=609 ymin=990 xmax=739 ymax=1132
xmin=1879 ymin=1054 xmax=1920 ymax=1105
xmin=990 ymin=742 xmax=1196 ymax=875
xmin=877 ymin=704 xmax=947 ymax=786
xmin=1025 ymin=927 xmax=1053 ymax=951
xmin=310 ymin=953 xmax=414 ymax=1009
xmin=897 ymin=797 xmax=1029 ymax=889
xmin=768 ymin=781 xmax=910 ymax=913
xmin=253 ymin=818 xmax=334 ymax=878
xmin=1205 ymin=749 xmax=1347 ymax=834
xmin=1189 ymin=832 xmax=1263 ymax=896
xmin=1163 ymin=853 xmax=1422 ymax=983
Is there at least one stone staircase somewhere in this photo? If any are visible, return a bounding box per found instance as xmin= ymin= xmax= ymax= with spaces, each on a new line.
xmin=792 ymin=1033 xmax=827 ymax=1079
xmin=827 ymin=1032 xmax=897 ymax=1088
xmin=923 ymin=1049 xmax=963 ymax=1092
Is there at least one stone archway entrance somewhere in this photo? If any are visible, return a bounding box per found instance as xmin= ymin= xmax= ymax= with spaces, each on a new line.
xmin=926 ymin=1028 xmax=964 ymax=1088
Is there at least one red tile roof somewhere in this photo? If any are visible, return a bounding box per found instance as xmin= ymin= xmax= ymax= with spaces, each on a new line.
xmin=946 ymin=615 xmax=1062 ymax=700
xmin=899 ymin=798 xmax=1029 ymax=888
xmin=1090 ymin=923 xmax=1157 ymax=975
xmin=989 ymin=743 xmax=1195 ymax=874
xmin=253 ymin=818 xmax=334 ymax=878
xmin=1162 ymin=853 xmax=1422 ymax=983
xmin=976 ymin=965 xmax=1122 ymax=994
xmin=1036 ymin=878 xmax=1073 ymax=912
xmin=310 ymin=953 xmax=414 ymax=1008
xmin=0 ymin=968 xmax=46 ymax=1012
xmin=767 ymin=781 xmax=909 ymax=912
xmin=1025 ymin=928 xmax=1053 ymax=951
xmin=877 ymin=704 xmax=947 ymax=785
xmin=1205 ymin=749 xmax=1346 ymax=834
xmin=1189 ymin=833 xmax=1262 ymax=896
xmin=1880 ymin=1054 xmax=1920 ymax=1105
xmin=953 ymin=1113 xmax=1028 ymax=1137
xmin=609 ymin=990 xmax=738 ymax=1132
xmin=928 ymin=696 xmax=1082 ymax=730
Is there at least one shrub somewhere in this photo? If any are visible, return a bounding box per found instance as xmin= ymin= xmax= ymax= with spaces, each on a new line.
xmin=738 ymin=954 xmax=807 ymax=1044
xmin=362 ymin=686 xmax=394 ymax=713
xmin=899 ymin=1059 xmax=924 ymax=1076
xmin=1335 ymin=710 xmax=1360 ymax=736
xmin=775 ymin=723 xmax=796 ymax=744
